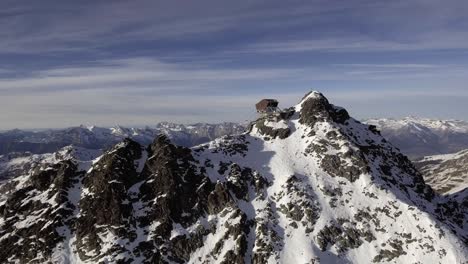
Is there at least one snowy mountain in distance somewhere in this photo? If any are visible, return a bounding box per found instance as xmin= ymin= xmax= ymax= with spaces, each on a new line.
xmin=154 ymin=122 xmax=246 ymax=147
xmin=0 ymin=146 xmax=102 ymax=186
xmin=0 ymin=91 xmax=466 ymax=263
xmin=0 ymin=122 xmax=246 ymax=155
xmin=414 ymin=149 xmax=468 ymax=195
xmin=365 ymin=117 xmax=468 ymax=159
xmin=7 ymin=117 xmax=468 ymax=161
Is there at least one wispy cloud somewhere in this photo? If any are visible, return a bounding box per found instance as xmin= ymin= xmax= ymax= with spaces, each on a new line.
xmin=1 ymin=1 xmax=468 ymax=128
xmin=0 ymin=58 xmax=307 ymax=93
xmin=3 ymin=57 xmax=468 ymax=97
xmin=239 ymin=35 xmax=468 ymax=54
xmin=1 ymin=0 xmax=467 ymax=54
xmin=333 ymin=64 xmax=441 ymax=69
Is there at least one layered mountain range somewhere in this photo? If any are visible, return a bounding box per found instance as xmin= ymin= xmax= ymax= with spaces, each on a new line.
xmin=0 ymin=122 xmax=245 ymax=155
xmin=366 ymin=117 xmax=468 ymax=158
xmin=0 ymin=92 xmax=466 ymax=263
xmin=4 ymin=116 xmax=468 ymax=161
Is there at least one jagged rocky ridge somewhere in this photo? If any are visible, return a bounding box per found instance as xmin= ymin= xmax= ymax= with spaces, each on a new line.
xmin=0 ymin=91 xmax=467 ymax=263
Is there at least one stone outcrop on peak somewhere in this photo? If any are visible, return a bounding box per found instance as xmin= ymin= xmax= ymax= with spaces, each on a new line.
xmin=0 ymin=91 xmax=466 ymax=263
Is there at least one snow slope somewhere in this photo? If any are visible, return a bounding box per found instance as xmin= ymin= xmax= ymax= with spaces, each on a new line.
xmin=192 ymin=92 xmax=467 ymax=263
xmin=0 ymin=92 xmax=466 ymax=263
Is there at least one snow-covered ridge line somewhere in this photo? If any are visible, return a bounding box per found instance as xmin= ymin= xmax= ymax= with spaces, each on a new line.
xmin=0 ymin=91 xmax=466 ymax=263
xmin=366 ymin=116 xmax=468 ymax=132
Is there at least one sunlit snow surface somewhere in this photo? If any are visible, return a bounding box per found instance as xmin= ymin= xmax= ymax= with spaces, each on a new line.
xmin=191 ymin=93 xmax=467 ymax=263
xmin=0 ymin=92 xmax=467 ymax=263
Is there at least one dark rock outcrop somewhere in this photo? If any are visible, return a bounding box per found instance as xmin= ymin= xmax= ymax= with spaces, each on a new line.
xmin=0 ymin=160 xmax=80 ymax=263
xmin=76 ymin=139 xmax=143 ymax=260
xmin=299 ymin=92 xmax=350 ymax=127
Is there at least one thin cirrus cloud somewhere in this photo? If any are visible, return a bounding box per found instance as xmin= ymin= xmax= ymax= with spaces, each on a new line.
xmin=0 ymin=1 xmax=466 ymax=54
xmin=238 ymin=34 xmax=468 ymax=54
xmin=0 ymin=58 xmax=307 ymax=94
xmin=0 ymin=0 xmax=468 ymax=128
xmin=2 ymin=58 xmax=467 ymax=94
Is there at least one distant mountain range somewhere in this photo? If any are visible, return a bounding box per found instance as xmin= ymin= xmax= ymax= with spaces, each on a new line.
xmin=365 ymin=117 xmax=468 ymax=158
xmin=0 ymin=122 xmax=245 ymax=155
xmin=3 ymin=116 xmax=468 ymax=160
xmin=3 ymin=116 xmax=468 ymax=158
xmin=366 ymin=117 xmax=468 ymax=196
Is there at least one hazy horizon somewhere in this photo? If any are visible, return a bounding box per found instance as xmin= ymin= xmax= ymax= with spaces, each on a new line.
xmin=1 ymin=111 xmax=467 ymax=131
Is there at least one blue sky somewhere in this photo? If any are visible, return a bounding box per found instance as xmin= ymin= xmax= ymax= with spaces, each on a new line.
xmin=1 ymin=0 xmax=468 ymax=129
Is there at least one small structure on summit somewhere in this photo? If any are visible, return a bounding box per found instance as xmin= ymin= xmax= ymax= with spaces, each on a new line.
xmin=255 ymin=99 xmax=279 ymax=115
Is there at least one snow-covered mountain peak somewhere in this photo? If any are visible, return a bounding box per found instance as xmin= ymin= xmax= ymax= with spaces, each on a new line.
xmin=298 ymin=90 xmax=325 ymax=104
xmin=248 ymin=91 xmax=349 ymax=139
xmin=0 ymin=92 xmax=467 ymax=263
xmin=191 ymin=92 xmax=467 ymax=262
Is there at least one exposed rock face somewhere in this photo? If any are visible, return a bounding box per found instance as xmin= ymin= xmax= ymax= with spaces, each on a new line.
xmin=0 ymin=160 xmax=81 ymax=263
xmin=76 ymin=139 xmax=143 ymax=260
xmin=250 ymin=110 xmax=294 ymax=140
xmin=413 ymin=150 xmax=468 ymax=238
xmin=254 ymin=119 xmax=291 ymax=140
xmin=0 ymin=91 xmax=467 ymax=263
xmin=299 ymin=91 xmax=350 ymax=127
xmin=434 ymin=188 xmax=467 ymax=237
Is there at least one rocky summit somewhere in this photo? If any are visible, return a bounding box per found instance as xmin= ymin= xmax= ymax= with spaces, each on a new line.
xmin=0 ymin=91 xmax=467 ymax=263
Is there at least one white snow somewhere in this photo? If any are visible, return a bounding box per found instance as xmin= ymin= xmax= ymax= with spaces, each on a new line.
xmin=191 ymin=94 xmax=468 ymax=264
xmin=264 ymin=120 xmax=289 ymax=129
xmin=365 ymin=116 xmax=468 ymax=134
xmin=134 ymin=149 xmax=148 ymax=173
xmin=1 ymin=91 xmax=467 ymax=263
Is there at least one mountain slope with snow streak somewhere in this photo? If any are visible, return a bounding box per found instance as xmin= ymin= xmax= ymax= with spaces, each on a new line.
xmin=415 ymin=149 xmax=468 ymax=195
xmin=0 ymin=91 xmax=466 ymax=263
xmin=366 ymin=117 xmax=468 ymax=158
xmin=0 ymin=146 xmax=102 ymax=184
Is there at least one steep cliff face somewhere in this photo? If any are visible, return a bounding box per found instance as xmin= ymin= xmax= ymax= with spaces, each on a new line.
xmin=0 ymin=92 xmax=466 ymax=263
